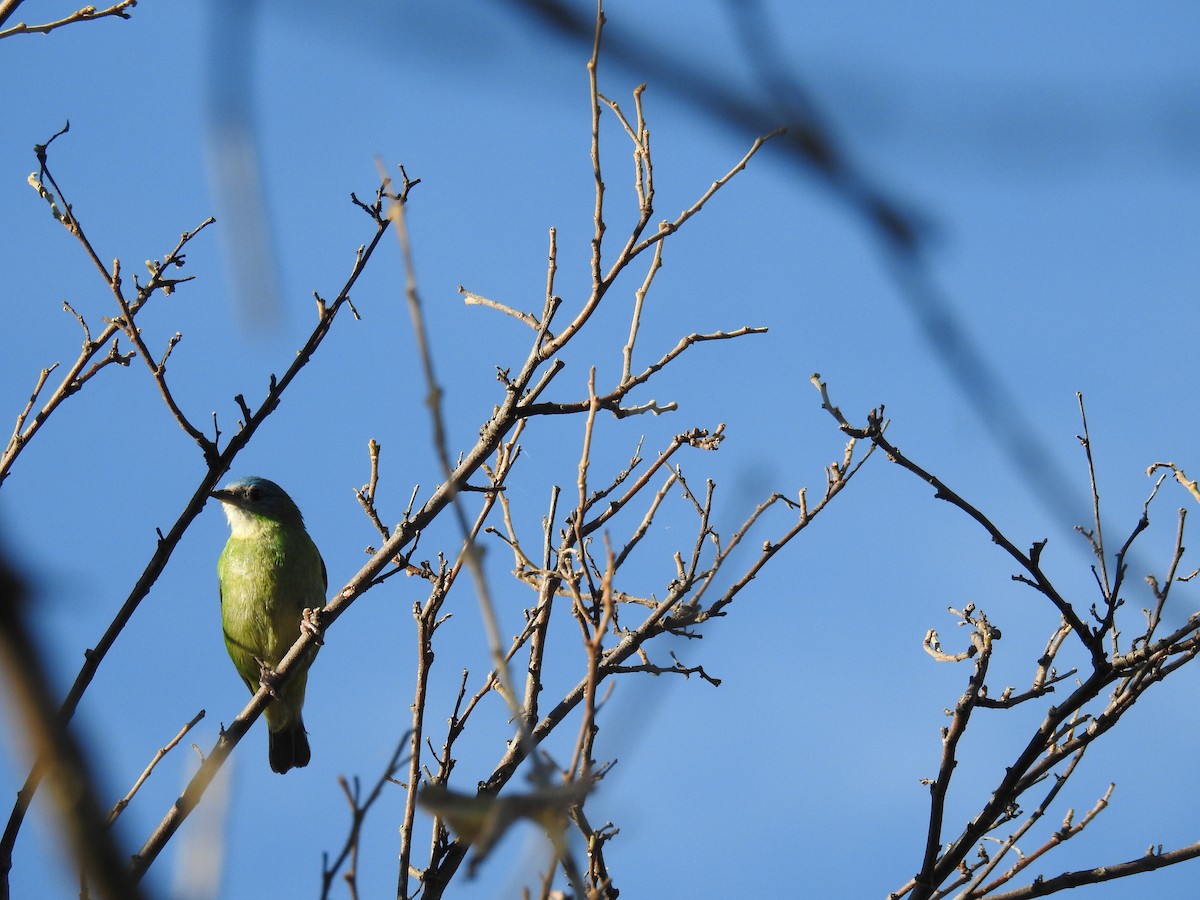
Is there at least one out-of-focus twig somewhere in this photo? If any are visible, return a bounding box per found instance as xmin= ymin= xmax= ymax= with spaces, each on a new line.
xmin=0 ymin=549 xmax=145 ymax=900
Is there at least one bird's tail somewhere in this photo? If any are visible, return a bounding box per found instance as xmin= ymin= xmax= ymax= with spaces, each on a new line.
xmin=269 ymin=718 xmax=311 ymax=774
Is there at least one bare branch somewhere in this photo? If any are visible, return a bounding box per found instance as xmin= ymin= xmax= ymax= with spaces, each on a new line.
xmin=459 ymin=285 xmax=541 ymax=329
xmin=814 ymin=373 xmax=1100 ymax=665
xmin=105 ymin=710 xmax=205 ymax=828
xmin=0 ymin=0 xmax=137 ymax=40
xmin=321 ymin=737 xmax=409 ymax=900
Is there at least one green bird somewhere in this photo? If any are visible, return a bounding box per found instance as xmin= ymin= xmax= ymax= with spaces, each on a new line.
xmin=211 ymin=476 xmax=326 ymax=774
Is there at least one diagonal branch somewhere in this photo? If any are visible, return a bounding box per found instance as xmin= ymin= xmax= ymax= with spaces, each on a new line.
xmin=813 ymin=373 xmax=1101 ymax=665
xmin=4 ymin=182 xmax=397 ymax=885
xmin=0 ymin=0 xmax=136 ymax=39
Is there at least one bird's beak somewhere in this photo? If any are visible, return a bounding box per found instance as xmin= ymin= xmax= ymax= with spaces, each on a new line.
xmin=210 ymin=488 xmax=234 ymax=503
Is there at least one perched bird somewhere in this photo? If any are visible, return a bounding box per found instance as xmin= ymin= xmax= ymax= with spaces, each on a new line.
xmin=211 ymin=476 xmax=326 ymax=773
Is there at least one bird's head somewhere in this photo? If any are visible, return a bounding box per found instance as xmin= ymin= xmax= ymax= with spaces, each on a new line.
xmin=210 ymin=476 xmax=305 ymax=536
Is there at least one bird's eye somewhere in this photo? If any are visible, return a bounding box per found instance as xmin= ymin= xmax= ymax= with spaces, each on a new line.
xmin=247 ymin=487 xmax=262 ymax=502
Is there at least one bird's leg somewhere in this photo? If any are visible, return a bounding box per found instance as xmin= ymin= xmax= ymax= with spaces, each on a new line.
xmin=255 ymin=657 xmax=282 ymax=697
xmin=301 ymin=607 xmax=324 ymax=645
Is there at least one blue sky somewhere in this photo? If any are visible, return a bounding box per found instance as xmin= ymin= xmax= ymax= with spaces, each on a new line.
xmin=3 ymin=1 xmax=1200 ymax=897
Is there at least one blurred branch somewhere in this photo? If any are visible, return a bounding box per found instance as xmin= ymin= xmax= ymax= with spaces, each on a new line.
xmin=398 ymin=428 xmax=524 ymax=899
xmin=396 ymin=9 xmax=806 ymax=893
xmin=507 ymin=0 xmax=1089 ymax=546
xmin=0 ymin=549 xmax=144 ymax=900
xmin=9 ymin=4 xmax=873 ymax=896
xmin=418 ymin=406 xmax=869 ymax=892
xmin=506 ymin=0 xmax=908 ymax=243
xmin=377 ymin=157 xmax=535 ymax=752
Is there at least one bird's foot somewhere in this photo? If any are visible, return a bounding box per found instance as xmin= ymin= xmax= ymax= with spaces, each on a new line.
xmin=256 ymin=658 xmax=281 ymax=698
xmin=301 ymin=607 xmax=324 ymax=645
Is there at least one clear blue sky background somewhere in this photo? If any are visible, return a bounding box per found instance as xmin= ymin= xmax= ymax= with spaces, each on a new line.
xmin=3 ymin=1 xmax=1200 ymax=897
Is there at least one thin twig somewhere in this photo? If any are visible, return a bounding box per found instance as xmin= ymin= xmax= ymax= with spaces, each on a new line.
xmin=0 ymin=0 xmax=137 ymax=39
xmin=106 ymin=711 xmax=205 ymax=827
xmin=321 ymin=736 xmax=409 ymax=900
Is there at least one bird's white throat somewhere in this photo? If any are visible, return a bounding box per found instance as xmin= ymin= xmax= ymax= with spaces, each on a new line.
xmin=220 ymin=503 xmax=275 ymax=539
